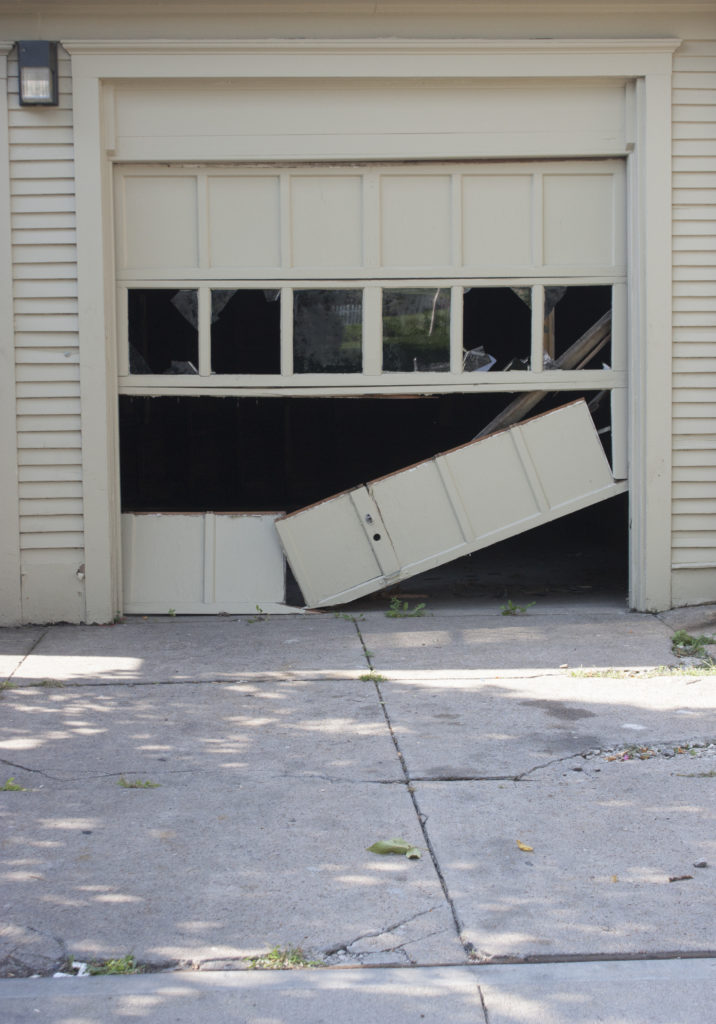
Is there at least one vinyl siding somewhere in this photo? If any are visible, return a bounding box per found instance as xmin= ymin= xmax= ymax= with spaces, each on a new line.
xmin=671 ymin=38 xmax=716 ymax=590
xmin=8 ymin=46 xmax=85 ymax=621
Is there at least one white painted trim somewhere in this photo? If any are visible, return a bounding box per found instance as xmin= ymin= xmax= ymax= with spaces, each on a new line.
xmin=68 ymin=37 xmax=679 ymax=618
xmin=73 ymin=74 xmax=121 ymax=623
xmin=64 ymin=38 xmax=681 ymax=84
xmin=626 ymin=74 xmax=673 ymax=611
xmin=64 ymin=37 xmax=682 ymax=59
xmin=3 ymin=0 xmax=712 ymax=13
xmin=0 ymin=46 xmax=22 ymax=624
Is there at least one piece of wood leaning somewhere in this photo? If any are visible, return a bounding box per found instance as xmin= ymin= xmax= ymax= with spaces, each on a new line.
xmin=474 ymin=311 xmax=612 ymax=439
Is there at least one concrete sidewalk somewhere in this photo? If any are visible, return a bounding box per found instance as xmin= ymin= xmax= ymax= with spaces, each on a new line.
xmin=3 ymin=960 xmax=716 ymax=1024
xmin=1 ymin=596 xmax=715 ymax=1020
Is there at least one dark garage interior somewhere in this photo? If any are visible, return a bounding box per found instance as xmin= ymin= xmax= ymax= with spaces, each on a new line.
xmin=119 ymin=390 xmax=628 ymax=607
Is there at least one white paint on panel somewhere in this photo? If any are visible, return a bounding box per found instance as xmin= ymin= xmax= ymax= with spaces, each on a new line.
xmin=208 ymin=175 xmax=281 ymax=268
xmin=276 ymin=494 xmax=383 ymax=608
xmin=214 ymin=514 xmax=286 ymax=605
xmin=543 ymin=173 xmax=615 ymax=267
xmin=443 ymin=431 xmax=542 ymax=538
xmin=109 ymin=77 xmax=628 ymax=163
xmin=462 ymin=174 xmax=533 ymax=268
xmin=122 ymin=175 xmax=198 ymax=269
xmin=380 ymin=175 xmax=452 ymax=267
xmin=370 ymin=461 xmax=466 ymax=569
xmin=290 ymin=175 xmax=363 ymax=268
xmin=122 ymin=512 xmax=288 ymax=614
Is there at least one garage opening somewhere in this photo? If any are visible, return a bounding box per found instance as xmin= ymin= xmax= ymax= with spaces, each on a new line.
xmin=119 ymin=389 xmax=627 ymax=608
xmin=115 ymin=158 xmax=627 ymax=612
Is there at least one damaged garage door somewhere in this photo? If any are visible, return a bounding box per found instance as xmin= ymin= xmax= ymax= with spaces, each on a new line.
xmin=275 ymin=400 xmax=627 ymax=608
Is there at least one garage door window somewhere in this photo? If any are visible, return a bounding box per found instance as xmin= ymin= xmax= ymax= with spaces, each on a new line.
xmin=116 ymin=161 xmax=625 ymax=399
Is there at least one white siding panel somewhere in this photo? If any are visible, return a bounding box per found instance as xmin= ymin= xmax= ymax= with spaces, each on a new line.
xmin=19 ymin=480 xmax=83 ymax=498
xmin=13 ymin=230 xmax=78 ymax=247
xmin=13 ymin=278 xmax=78 ymax=298
xmin=671 ymin=40 xmax=716 ymax=581
xmin=19 ymin=498 xmax=83 ymax=518
xmin=14 ymin=263 xmax=77 ymax=280
xmin=8 ymin=47 xmax=84 ymax=623
xmin=11 ymin=146 xmax=76 ymax=162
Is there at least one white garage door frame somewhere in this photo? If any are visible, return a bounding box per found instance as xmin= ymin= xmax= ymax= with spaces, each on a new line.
xmin=66 ymin=37 xmax=679 ymax=619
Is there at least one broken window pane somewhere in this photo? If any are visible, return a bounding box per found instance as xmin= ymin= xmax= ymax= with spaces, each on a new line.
xmin=462 ymin=287 xmax=531 ymax=373
xmin=211 ymin=289 xmax=281 ymax=374
xmin=545 ymin=286 xmax=612 ymax=369
xmin=382 ymin=288 xmax=450 ymax=372
xmin=293 ymin=289 xmax=362 ymax=374
xmin=128 ymin=289 xmax=199 ymax=375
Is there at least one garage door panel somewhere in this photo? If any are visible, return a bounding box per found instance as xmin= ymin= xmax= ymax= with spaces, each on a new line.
xmin=441 ymin=431 xmax=542 ymax=538
xmin=276 ymin=493 xmax=383 ymax=607
xmin=290 ymin=176 xmax=363 ymax=268
xmin=380 ymin=175 xmax=453 ymax=267
xmin=462 ymin=175 xmax=534 ymax=268
xmin=543 ymin=173 xmax=618 ymax=267
xmin=208 ymin=176 xmax=281 ymax=268
xmin=121 ymin=176 xmax=198 ymax=270
xmin=519 ymin=402 xmax=616 ymax=508
xmin=370 ymin=462 xmax=466 ymax=567
xmin=276 ymin=401 xmax=626 ymax=608
xmin=117 ymin=161 xmax=625 ymax=279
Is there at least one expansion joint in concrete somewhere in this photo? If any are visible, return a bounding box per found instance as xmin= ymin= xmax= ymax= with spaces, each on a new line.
xmin=348 ymin=622 xmax=470 ymax=960
xmin=349 ymin=615 xmax=375 ymax=670
xmin=7 ymin=628 xmax=49 ymax=683
xmin=469 ymin=949 xmax=716 ymax=966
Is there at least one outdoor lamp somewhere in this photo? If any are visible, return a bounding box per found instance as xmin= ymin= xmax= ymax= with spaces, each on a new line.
xmin=17 ymin=41 xmax=58 ymax=106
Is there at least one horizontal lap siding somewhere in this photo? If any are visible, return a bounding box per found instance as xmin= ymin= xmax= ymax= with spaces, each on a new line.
xmin=672 ymin=40 xmax=716 ymax=576
xmin=8 ymin=48 xmax=85 ymax=612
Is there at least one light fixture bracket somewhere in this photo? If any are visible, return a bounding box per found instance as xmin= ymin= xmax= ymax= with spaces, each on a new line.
xmin=17 ymin=41 xmax=59 ymax=107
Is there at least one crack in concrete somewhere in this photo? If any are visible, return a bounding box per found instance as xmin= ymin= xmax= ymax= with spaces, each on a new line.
xmin=324 ymin=905 xmax=443 ymax=956
xmin=0 ymin=924 xmax=67 ymax=979
xmin=393 ymin=925 xmax=456 ymax=957
xmin=349 ymin=616 xmax=375 ymax=671
xmin=477 ymin=983 xmax=491 ymax=1023
xmin=514 ymin=752 xmax=587 ymax=779
xmin=350 ymin=616 xmax=470 ymax=960
xmin=6 ymin=630 xmax=49 ymax=686
xmin=0 ymin=758 xmax=68 ymax=782
xmin=0 ymin=759 xmax=197 ymax=784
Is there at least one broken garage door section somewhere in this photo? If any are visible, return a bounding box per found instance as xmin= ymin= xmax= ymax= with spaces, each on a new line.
xmin=275 ymin=400 xmax=627 ymax=608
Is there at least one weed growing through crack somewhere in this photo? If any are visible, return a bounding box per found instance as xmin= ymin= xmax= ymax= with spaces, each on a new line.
xmin=359 ymin=671 xmax=386 ymax=682
xmin=385 ymin=596 xmax=426 ymax=618
xmin=0 ymin=680 xmax=16 ymax=703
xmin=248 ymin=605 xmax=269 ymax=623
xmin=672 ymin=630 xmax=716 ymax=660
xmin=501 ymin=599 xmax=536 ymax=616
xmin=246 ymin=947 xmax=323 ymax=970
xmin=1 ymin=777 xmax=25 ymax=791
xmin=87 ymin=954 xmax=141 ymax=975
xmin=118 ymin=776 xmax=159 ymax=789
